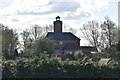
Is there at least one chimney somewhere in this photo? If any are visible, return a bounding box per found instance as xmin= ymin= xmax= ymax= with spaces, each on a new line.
xmin=53 ymin=16 xmax=62 ymax=32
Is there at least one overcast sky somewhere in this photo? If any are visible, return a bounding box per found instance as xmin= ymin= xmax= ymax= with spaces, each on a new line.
xmin=0 ymin=0 xmax=119 ymax=46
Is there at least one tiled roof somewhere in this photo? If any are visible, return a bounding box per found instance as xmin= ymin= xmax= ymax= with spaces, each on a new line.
xmin=46 ymin=32 xmax=80 ymax=41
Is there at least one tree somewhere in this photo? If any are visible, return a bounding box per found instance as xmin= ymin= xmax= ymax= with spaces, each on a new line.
xmin=80 ymin=17 xmax=118 ymax=51
xmin=1 ymin=24 xmax=19 ymax=59
xmin=101 ymin=17 xmax=117 ymax=48
xmin=63 ymin=24 xmax=77 ymax=35
xmin=20 ymin=24 xmax=54 ymax=54
xmin=20 ymin=29 xmax=32 ymax=52
xmin=33 ymin=38 xmax=55 ymax=56
xmin=80 ymin=20 xmax=101 ymax=50
xmin=30 ymin=25 xmax=43 ymax=40
xmin=30 ymin=24 xmax=54 ymax=40
xmin=99 ymin=17 xmax=118 ymax=58
xmin=45 ymin=24 xmax=54 ymax=32
xmin=68 ymin=27 xmax=77 ymax=35
xmin=101 ymin=41 xmax=120 ymax=58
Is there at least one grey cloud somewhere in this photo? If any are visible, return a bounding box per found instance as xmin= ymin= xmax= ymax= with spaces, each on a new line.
xmin=16 ymin=2 xmax=80 ymax=15
xmin=11 ymin=18 xmax=19 ymax=22
xmin=50 ymin=2 xmax=80 ymax=12
xmin=10 ymin=1 xmax=91 ymax=21
xmin=16 ymin=10 xmax=56 ymax=15
xmin=63 ymin=12 xmax=91 ymax=20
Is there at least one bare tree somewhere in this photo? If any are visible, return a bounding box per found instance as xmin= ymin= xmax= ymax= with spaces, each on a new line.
xmin=30 ymin=24 xmax=54 ymax=40
xmin=63 ymin=24 xmax=77 ymax=34
xmin=30 ymin=24 xmax=42 ymax=40
xmin=68 ymin=27 xmax=77 ymax=35
xmin=80 ymin=17 xmax=118 ymax=51
xmin=20 ymin=24 xmax=54 ymax=55
xmin=80 ymin=20 xmax=101 ymax=50
xmin=45 ymin=24 xmax=54 ymax=32
xmin=20 ymin=24 xmax=54 ymax=50
xmin=20 ymin=29 xmax=31 ymax=49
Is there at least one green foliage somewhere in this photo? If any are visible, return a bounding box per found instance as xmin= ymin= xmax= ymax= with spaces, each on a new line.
xmin=2 ymin=60 xmax=16 ymax=78
xmin=2 ymin=54 xmax=120 ymax=78
xmin=33 ymin=38 xmax=55 ymax=55
xmin=2 ymin=24 xmax=19 ymax=59
xmin=101 ymin=42 xmax=119 ymax=58
xmin=74 ymin=50 xmax=85 ymax=60
xmin=15 ymin=58 xmax=33 ymax=78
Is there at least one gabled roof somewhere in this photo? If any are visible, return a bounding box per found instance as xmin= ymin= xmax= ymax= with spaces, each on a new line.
xmin=46 ymin=32 xmax=80 ymax=41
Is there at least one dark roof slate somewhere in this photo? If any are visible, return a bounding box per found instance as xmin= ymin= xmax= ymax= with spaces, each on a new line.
xmin=80 ymin=46 xmax=98 ymax=52
xmin=46 ymin=32 xmax=80 ymax=41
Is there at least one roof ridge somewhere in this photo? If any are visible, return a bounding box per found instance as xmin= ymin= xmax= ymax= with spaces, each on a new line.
xmin=46 ymin=32 xmax=80 ymax=40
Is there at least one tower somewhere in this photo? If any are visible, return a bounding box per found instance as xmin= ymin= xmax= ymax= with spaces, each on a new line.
xmin=53 ymin=16 xmax=62 ymax=32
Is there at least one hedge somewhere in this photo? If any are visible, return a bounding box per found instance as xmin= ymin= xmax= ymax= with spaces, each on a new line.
xmin=2 ymin=54 xmax=120 ymax=78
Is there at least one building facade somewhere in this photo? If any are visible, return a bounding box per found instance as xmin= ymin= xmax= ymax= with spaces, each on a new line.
xmin=46 ymin=16 xmax=98 ymax=55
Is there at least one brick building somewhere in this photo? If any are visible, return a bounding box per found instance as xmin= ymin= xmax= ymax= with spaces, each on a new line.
xmin=46 ymin=16 xmax=98 ymax=55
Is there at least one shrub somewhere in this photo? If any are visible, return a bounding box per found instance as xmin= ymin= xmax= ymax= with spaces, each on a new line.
xmin=2 ymin=60 xmax=16 ymax=78
xmin=74 ymin=50 xmax=85 ymax=60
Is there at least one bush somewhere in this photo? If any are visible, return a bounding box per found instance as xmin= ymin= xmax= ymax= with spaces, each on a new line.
xmin=74 ymin=50 xmax=85 ymax=60
xmin=2 ymin=60 xmax=16 ymax=78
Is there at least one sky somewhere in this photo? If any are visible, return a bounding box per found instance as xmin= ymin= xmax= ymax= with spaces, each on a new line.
xmin=0 ymin=0 xmax=119 ymax=46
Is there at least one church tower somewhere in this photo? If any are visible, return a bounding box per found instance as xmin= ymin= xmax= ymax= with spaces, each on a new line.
xmin=53 ymin=16 xmax=62 ymax=32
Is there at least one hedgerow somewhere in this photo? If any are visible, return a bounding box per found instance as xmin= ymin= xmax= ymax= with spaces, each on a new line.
xmin=2 ymin=54 xmax=120 ymax=78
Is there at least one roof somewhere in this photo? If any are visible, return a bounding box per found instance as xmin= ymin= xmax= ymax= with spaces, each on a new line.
xmin=98 ymin=58 xmax=111 ymax=65
xmin=46 ymin=32 xmax=80 ymax=41
xmin=80 ymin=46 xmax=98 ymax=52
